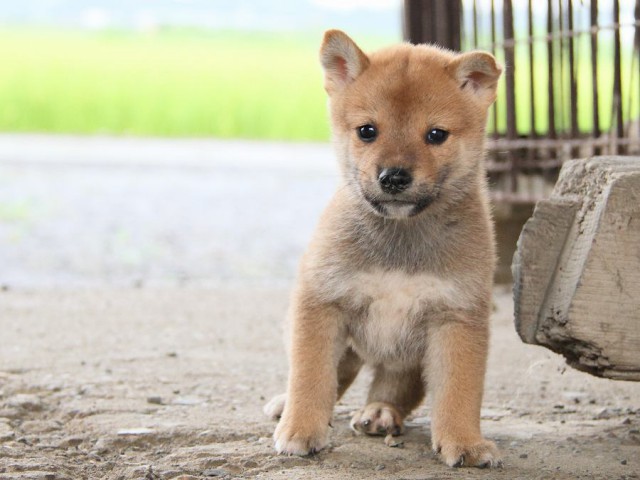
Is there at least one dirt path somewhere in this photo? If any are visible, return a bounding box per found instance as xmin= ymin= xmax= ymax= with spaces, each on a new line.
xmin=1 ymin=287 xmax=639 ymax=480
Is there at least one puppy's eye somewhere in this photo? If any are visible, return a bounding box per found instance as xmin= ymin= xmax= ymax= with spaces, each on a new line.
xmin=357 ymin=124 xmax=377 ymax=143
xmin=426 ymin=128 xmax=449 ymax=145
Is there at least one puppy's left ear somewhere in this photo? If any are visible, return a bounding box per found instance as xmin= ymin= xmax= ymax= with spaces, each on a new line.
xmin=448 ymin=51 xmax=502 ymax=106
xmin=320 ymin=30 xmax=370 ymax=95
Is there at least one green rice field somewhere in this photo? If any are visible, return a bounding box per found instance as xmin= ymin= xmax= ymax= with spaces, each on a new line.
xmin=0 ymin=28 xmax=637 ymax=140
xmin=0 ymin=29 xmax=340 ymax=140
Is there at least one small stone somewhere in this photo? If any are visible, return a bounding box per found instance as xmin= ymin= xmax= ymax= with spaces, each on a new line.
xmin=158 ymin=472 xmax=182 ymax=479
xmin=519 ymin=453 xmax=529 ymax=459
xmin=596 ymin=408 xmax=613 ymax=420
xmin=384 ymin=433 xmax=404 ymax=448
xmin=117 ymin=427 xmax=154 ymax=435
xmin=59 ymin=436 xmax=84 ymax=448
xmin=203 ymin=468 xmax=228 ymax=477
xmin=621 ymin=459 xmax=628 ymax=465
xmin=147 ymin=396 xmax=163 ymax=405
xmin=204 ymin=457 xmax=226 ymax=468
xmin=623 ymin=418 xmax=632 ymax=425
xmin=375 ymin=464 xmax=385 ymax=471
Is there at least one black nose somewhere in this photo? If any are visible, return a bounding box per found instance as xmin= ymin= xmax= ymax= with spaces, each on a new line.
xmin=378 ymin=167 xmax=412 ymax=194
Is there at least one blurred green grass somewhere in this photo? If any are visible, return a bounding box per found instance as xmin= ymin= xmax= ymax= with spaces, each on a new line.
xmin=0 ymin=28 xmax=339 ymax=140
xmin=0 ymin=28 xmax=636 ymax=140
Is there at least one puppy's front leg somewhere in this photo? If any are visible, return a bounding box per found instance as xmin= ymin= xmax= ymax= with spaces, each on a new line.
xmin=427 ymin=315 xmax=502 ymax=468
xmin=274 ymin=295 xmax=344 ymax=455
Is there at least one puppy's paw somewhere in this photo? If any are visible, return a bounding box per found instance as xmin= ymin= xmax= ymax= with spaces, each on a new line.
xmin=263 ymin=393 xmax=286 ymax=420
xmin=350 ymin=402 xmax=404 ymax=436
xmin=273 ymin=416 xmax=329 ymax=456
xmin=434 ymin=438 xmax=502 ymax=468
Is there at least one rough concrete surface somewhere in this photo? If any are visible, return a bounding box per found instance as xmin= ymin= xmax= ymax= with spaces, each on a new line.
xmin=1 ymin=136 xmax=639 ymax=479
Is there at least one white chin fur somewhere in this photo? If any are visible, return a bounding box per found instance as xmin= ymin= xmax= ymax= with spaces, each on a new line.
xmin=377 ymin=202 xmax=415 ymax=219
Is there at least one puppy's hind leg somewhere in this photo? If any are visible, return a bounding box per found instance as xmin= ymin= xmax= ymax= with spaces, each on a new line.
xmin=350 ymin=365 xmax=424 ymax=437
xmin=337 ymin=347 xmax=364 ymax=400
xmin=263 ymin=393 xmax=287 ymax=420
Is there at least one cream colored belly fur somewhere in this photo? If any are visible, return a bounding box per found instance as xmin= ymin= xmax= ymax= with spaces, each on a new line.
xmin=336 ymin=269 xmax=471 ymax=366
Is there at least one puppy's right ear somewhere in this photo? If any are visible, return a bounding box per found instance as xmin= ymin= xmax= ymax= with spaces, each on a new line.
xmin=320 ymin=30 xmax=369 ymax=95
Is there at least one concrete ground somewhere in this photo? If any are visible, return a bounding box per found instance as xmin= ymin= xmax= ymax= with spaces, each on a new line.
xmin=1 ymin=135 xmax=639 ymax=480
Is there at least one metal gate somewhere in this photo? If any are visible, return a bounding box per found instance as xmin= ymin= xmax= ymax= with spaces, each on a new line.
xmin=405 ymin=0 xmax=640 ymax=203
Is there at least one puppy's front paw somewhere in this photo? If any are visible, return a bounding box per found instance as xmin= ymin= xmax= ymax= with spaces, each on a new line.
xmin=350 ymin=402 xmax=404 ymax=436
xmin=435 ymin=438 xmax=502 ymax=468
xmin=273 ymin=416 xmax=329 ymax=456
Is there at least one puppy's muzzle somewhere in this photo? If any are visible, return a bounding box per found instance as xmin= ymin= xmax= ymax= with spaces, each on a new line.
xmin=378 ymin=167 xmax=412 ymax=194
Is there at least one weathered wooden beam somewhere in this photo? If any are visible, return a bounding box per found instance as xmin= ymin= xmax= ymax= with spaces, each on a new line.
xmin=513 ymin=157 xmax=640 ymax=381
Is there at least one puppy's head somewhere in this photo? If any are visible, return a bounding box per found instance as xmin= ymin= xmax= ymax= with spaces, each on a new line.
xmin=320 ymin=30 xmax=501 ymax=219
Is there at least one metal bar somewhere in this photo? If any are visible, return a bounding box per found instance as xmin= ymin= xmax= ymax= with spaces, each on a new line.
xmin=613 ymin=0 xmax=624 ymax=154
xmin=404 ymin=0 xmax=429 ymax=44
xmin=450 ymin=0 xmax=463 ymax=51
xmin=547 ymin=0 xmax=557 ymax=142
xmin=403 ymin=0 xmax=418 ymax=43
xmin=480 ymin=20 xmax=640 ymax=51
xmin=490 ymin=0 xmax=499 ymax=137
xmin=567 ymin=0 xmax=578 ymax=154
xmin=487 ymin=135 xmax=638 ymax=150
xmin=473 ymin=0 xmax=479 ymax=48
xmin=590 ymin=0 xmax=601 ymax=155
xmin=486 ymin=158 xmax=564 ymax=172
xmin=503 ymin=0 xmax=518 ymax=192
xmin=490 ymin=192 xmax=546 ymax=205
xmin=403 ymin=0 xmax=462 ymax=50
xmin=435 ymin=0 xmax=449 ymax=48
xmin=636 ymin=0 xmax=640 ymax=144
xmin=528 ymin=0 xmax=537 ymax=162
xmin=557 ymin=0 xmax=566 ymax=140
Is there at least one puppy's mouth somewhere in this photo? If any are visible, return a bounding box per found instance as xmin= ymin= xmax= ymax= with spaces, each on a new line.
xmin=365 ymin=196 xmax=435 ymax=219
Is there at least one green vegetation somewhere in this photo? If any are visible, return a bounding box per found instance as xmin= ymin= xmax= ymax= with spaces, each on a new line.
xmin=0 ymin=28 xmax=637 ymax=140
xmin=0 ymin=29 xmax=344 ymax=140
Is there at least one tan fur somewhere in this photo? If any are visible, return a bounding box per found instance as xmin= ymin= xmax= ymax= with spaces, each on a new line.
xmin=266 ymin=30 xmax=503 ymax=468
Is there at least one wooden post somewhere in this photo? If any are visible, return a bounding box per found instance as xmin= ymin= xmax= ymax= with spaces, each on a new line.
xmin=513 ymin=157 xmax=640 ymax=381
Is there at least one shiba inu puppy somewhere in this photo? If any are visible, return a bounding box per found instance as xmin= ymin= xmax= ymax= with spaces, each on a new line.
xmin=264 ymin=30 xmax=502 ymax=468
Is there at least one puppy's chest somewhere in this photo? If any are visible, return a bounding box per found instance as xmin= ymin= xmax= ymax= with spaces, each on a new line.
xmin=335 ymin=269 xmax=464 ymax=364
